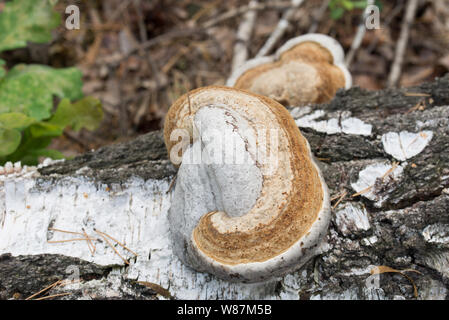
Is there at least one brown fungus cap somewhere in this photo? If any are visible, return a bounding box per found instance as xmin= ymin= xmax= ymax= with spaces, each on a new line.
xmin=164 ymin=86 xmax=330 ymax=282
xmin=226 ymin=34 xmax=352 ymax=107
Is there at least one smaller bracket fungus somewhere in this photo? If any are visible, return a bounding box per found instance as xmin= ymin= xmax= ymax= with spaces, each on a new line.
xmin=164 ymin=86 xmax=331 ymax=283
xmin=226 ymin=34 xmax=352 ymax=107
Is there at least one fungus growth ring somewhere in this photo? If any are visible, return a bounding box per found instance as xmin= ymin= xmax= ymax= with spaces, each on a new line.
xmin=164 ymin=86 xmax=331 ymax=282
xmin=227 ymin=33 xmax=352 ymax=107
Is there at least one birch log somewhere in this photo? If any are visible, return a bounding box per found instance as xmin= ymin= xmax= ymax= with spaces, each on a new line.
xmin=1 ymin=75 xmax=449 ymax=300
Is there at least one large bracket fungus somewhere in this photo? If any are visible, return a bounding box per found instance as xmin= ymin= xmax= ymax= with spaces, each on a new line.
xmin=164 ymin=86 xmax=331 ymax=282
xmin=226 ymin=34 xmax=352 ymax=106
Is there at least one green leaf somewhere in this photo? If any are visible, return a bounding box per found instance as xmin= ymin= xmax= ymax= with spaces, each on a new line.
xmin=375 ymin=0 xmax=383 ymax=11
xmin=3 ymin=127 xmax=53 ymax=164
xmin=5 ymin=137 xmax=63 ymax=165
xmin=342 ymin=0 xmax=354 ymax=10
xmin=29 ymin=122 xmax=63 ymax=138
xmin=0 ymin=59 xmax=5 ymax=79
xmin=50 ymin=97 xmax=103 ymax=131
xmin=0 ymin=64 xmax=83 ymax=121
xmin=24 ymin=148 xmax=65 ymax=162
xmin=30 ymin=148 xmax=64 ymax=159
xmin=0 ymin=0 xmax=61 ymax=53
xmin=0 ymin=128 xmax=21 ymax=156
xmin=0 ymin=112 xmax=35 ymax=130
xmin=330 ymin=7 xmax=345 ymax=19
xmin=7 ymin=147 xmax=63 ymax=166
xmin=329 ymin=0 xmax=338 ymax=10
xmin=352 ymin=0 xmax=368 ymax=9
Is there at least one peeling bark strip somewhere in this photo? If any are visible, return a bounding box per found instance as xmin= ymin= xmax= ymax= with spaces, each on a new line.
xmin=1 ymin=75 xmax=449 ymax=300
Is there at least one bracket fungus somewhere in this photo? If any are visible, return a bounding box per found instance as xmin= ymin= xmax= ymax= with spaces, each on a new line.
xmin=164 ymin=86 xmax=331 ymax=283
xmin=226 ymin=34 xmax=352 ymax=107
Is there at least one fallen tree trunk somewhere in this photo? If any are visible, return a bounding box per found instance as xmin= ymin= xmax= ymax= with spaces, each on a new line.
xmin=1 ymin=75 xmax=448 ymax=300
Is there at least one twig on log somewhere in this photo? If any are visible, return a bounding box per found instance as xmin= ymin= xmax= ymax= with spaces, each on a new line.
xmin=49 ymin=227 xmax=97 ymax=254
xmin=25 ymin=280 xmax=62 ymax=300
xmin=370 ymin=266 xmax=422 ymax=298
xmin=231 ymin=0 xmax=259 ymax=72
xmin=381 ymin=161 xmax=399 ymax=179
xmin=351 ymin=162 xmax=399 ymax=197
xmin=167 ymin=173 xmax=177 ymax=194
xmin=345 ymin=0 xmax=375 ymax=67
xmin=95 ymin=229 xmax=130 ymax=265
xmin=48 ymin=228 xmax=84 ymax=236
xmin=94 ymin=229 xmax=138 ymax=257
xmin=256 ymin=0 xmax=305 ymax=58
xmin=34 ymin=292 xmax=71 ymax=300
xmin=47 ymin=238 xmax=97 ymax=244
xmin=404 ymin=92 xmax=430 ymax=97
xmin=58 ymin=279 xmax=82 ymax=287
xmin=351 ymin=185 xmax=373 ymax=197
xmin=82 ymin=228 xmax=96 ymax=255
xmin=386 ymin=0 xmax=419 ymax=88
xmin=331 ymin=191 xmax=348 ymax=209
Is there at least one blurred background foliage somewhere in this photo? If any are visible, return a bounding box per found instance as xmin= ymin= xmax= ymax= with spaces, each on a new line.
xmin=0 ymin=0 xmax=102 ymax=165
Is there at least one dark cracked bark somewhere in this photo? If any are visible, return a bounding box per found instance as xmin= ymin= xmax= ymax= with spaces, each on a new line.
xmin=2 ymin=75 xmax=449 ymax=300
xmin=0 ymin=253 xmax=161 ymax=299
